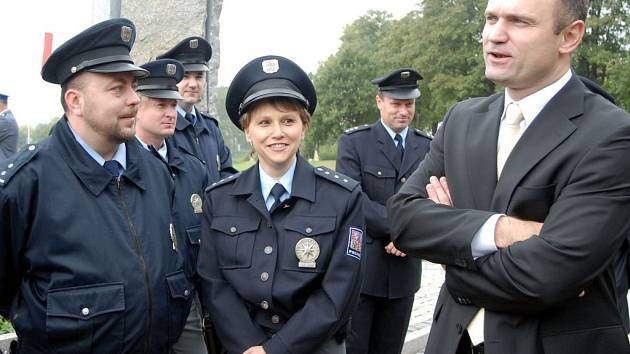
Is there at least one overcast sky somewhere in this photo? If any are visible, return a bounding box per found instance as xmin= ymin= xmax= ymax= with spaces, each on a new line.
xmin=1 ymin=0 xmax=420 ymax=126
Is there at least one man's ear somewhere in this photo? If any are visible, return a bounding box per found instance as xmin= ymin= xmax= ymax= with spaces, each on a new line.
xmin=559 ymin=20 xmax=585 ymax=55
xmin=64 ymin=88 xmax=83 ymax=116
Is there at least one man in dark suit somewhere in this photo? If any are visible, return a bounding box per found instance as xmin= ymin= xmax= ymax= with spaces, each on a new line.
xmin=336 ymin=68 xmax=431 ymax=354
xmin=387 ymin=1 xmax=630 ymax=354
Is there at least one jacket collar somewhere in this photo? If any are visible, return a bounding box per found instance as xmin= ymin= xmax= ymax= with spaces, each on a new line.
xmin=52 ymin=117 xmax=146 ymax=196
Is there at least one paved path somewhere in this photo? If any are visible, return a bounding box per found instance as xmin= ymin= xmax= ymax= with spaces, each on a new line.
xmin=402 ymin=261 xmax=445 ymax=354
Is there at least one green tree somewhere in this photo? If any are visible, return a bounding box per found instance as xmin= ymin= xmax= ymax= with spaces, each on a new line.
xmin=574 ymin=0 xmax=630 ymax=110
xmin=305 ymin=11 xmax=394 ymax=157
xmin=18 ymin=117 xmax=60 ymax=149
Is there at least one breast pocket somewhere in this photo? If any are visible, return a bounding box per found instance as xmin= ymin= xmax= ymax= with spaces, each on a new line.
xmin=210 ymin=216 xmax=260 ymax=269
xmin=509 ymin=184 xmax=556 ymax=222
xmin=281 ymin=216 xmax=337 ymax=273
xmin=363 ymin=165 xmax=396 ymax=203
xmin=46 ymin=282 xmax=125 ymax=354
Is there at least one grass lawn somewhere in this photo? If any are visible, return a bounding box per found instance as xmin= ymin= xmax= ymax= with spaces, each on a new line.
xmin=0 ymin=319 xmax=13 ymax=334
xmin=232 ymin=159 xmax=336 ymax=172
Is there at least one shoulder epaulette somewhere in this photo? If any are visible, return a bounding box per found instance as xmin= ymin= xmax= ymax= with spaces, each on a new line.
xmin=205 ymin=172 xmax=241 ymax=192
xmin=0 ymin=144 xmax=40 ymax=187
xmin=413 ymin=129 xmax=433 ymax=140
xmin=314 ymin=166 xmax=359 ymax=191
xmin=199 ymin=111 xmax=219 ymax=126
xmin=344 ymin=124 xmax=370 ymax=135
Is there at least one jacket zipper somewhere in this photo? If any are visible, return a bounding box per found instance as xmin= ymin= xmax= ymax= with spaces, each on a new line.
xmin=116 ymin=177 xmax=153 ymax=351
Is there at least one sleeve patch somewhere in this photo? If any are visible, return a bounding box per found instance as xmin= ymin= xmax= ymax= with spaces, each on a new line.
xmin=346 ymin=227 xmax=363 ymax=260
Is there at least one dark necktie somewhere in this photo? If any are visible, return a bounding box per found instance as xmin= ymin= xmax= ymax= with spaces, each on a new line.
xmin=103 ymin=160 xmax=122 ymax=177
xmin=269 ymin=183 xmax=287 ymax=212
xmin=185 ymin=112 xmax=196 ymax=126
xmin=394 ymin=134 xmax=404 ymax=162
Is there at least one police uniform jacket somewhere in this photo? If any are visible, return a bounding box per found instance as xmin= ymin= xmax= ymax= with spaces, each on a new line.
xmin=172 ymin=108 xmax=236 ymax=182
xmin=336 ymin=120 xmax=431 ymax=299
xmin=197 ymin=155 xmax=365 ymax=354
xmin=0 ymin=109 xmax=19 ymax=161
xmin=149 ymin=138 xmax=209 ymax=279
xmin=0 ymin=117 xmax=194 ymax=353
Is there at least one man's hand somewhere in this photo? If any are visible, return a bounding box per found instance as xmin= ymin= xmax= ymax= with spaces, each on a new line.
xmin=426 ymin=176 xmax=452 ymax=206
xmin=494 ymin=216 xmax=543 ymax=249
xmin=243 ymin=346 xmax=266 ymax=354
xmin=385 ymin=242 xmax=406 ymax=257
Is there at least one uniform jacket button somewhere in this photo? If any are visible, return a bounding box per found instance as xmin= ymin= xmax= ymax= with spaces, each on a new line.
xmin=230 ymin=226 xmax=237 ymax=233
xmin=260 ymin=301 xmax=269 ymax=310
xmin=264 ymin=246 xmax=273 ymax=254
xmin=456 ymin=323 xmax=463 ymax=334
xmin=401 ymin=177 xmax=407 ymax=183
xmin=260 ymin=272 xmax=269 ymax=281
xmin=305 ymin=227 xmax=313 ymax=234
xmin=184 ymin=289 xmax=190 ymax=297
xmin=271 ymin=315 xmax=280 ymax=324
xmin=81 ymin=307 xmax=90 ymax=316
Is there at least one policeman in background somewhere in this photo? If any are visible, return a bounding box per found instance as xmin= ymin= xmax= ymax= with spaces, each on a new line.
xmin=0 ymin=18 xmax=193 ymax=353
xmin=134 ymin=58 xmax=209 ymax=354
xmin=198 ymin=55 xmax=365 ymax=354
xmin=157 ymin=37 xmax=236 ymax=181
xmin=0 ymin=93 xmax=19 ymax=160
xmin=336 ymin=69 xmax=431 ymax=354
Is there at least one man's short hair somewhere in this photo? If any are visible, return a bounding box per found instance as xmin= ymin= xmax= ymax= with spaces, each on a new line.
xmin=555 ymin=0 xmax=589 ymax=34
xmin=60 ymin=74 xmax=87 ymax=112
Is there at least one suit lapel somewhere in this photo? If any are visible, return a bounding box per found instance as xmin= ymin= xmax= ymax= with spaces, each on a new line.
xmin=465 ymin=94 xmax=503 ymax=211
xmin=374 ymin=120 xmax=402 ymax=171
xmin=491 ymin=77 xmax=582 ymax=211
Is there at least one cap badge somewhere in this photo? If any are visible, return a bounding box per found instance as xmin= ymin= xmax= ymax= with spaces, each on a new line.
xmin=295 ymin=237 xmax=320 ymax=268
xmin=121 ymin=26 xmax=132 ymax=43
xmin=190 ymin=194 xmax=203 ymax=214
xmin=189 ymin=39 xmax=199 ymax=49
xmin=262 ymin=59 xmax=279 ymax=74
xmin=401 ymin=71 xmax=410 ymax=79
xmin=166 ymin=63 xmax=177 ymax=76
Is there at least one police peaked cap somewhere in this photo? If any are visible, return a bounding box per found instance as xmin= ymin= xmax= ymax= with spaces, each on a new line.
xmin=225 ymin=55 xmax=317 ymax=130
xmin=371 ymin=68 xmax=423 ymax=100
xmin=156 ymin=36 xmax=212 ymax=72
xmin=137 ymin=59 xmax=184 ymax=100
xmin=41 ymin=18 xmax=148 ymax=85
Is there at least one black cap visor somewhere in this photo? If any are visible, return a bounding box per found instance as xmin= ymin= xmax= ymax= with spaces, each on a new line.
xmin=138 ymin=89 xmax=183 ymax=100
xmin=381 ymin=88 xmax=420 ymax=100
xmin=88 ymin=62 xmax=149 ymax=78
xmin=183 ymin=63 xmax=210 ymax=72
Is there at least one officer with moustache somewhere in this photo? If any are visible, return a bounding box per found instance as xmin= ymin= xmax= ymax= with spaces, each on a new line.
xmin=0 ymin=18 xmax=192 ymax=353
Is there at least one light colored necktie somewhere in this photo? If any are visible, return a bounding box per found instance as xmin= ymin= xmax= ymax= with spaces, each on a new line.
xmin=467 ymin=103 xmax=524 ymax=346
xmin=496 ymin=102 xmax=524 ymax=178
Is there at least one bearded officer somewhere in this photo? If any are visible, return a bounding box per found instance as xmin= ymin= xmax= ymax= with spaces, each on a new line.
xmin=0 ymin=18 xmax=192 ymax=353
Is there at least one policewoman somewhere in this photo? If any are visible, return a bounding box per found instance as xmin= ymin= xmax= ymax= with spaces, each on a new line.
xmin=197 ymin=56 xmax=365 ymax=354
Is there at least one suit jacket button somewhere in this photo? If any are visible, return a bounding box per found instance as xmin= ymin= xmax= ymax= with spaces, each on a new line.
xmin=456 ymin=323 xmax=463 ymax=334
xmin=260 ymin=272 xmax=269 ymax=281
xmin=230 ymin=226 xmax=237 ymax=233
xmin=271 ymin=315 xmax=280 ymax=324
xmin=260 ymin=300 xmax=269 ymax=310
xmin=264 ymin=246 xmax=273 ymax=254
xmin=401 ymin=177 xmax=407 ymax=183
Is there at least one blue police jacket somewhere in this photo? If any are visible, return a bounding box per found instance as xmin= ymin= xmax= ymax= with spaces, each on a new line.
xmin=145 ymin=138 xmax=209 ymax=279
xmin=172 ymin=109 xmax=237 ymax=182
xmin=197 ymin=155 xmax=365 ymax=354
xmin=0 ymin=117 xmax=194 ymax=353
